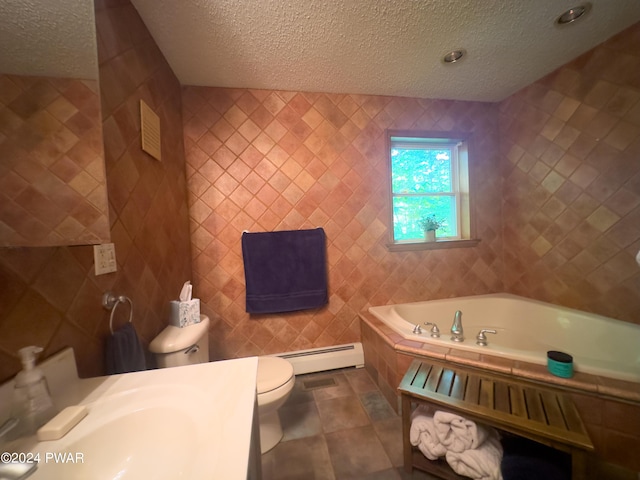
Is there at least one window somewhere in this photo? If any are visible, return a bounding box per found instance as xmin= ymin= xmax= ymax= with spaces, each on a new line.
xmin=386 ymin=130 xmax=477 ymax=250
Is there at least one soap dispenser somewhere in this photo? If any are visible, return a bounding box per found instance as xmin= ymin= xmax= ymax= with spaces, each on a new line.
xmin=12 ymin=346 xmax=56 ymax=436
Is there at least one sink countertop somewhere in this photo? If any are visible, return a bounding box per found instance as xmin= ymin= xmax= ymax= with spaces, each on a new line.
xmin=2 ymin=350 xmax=259 ymax=480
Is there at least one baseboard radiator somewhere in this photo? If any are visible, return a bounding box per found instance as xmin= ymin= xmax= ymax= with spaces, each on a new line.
xmin=276 ymin=343 xmax=364 ymax=375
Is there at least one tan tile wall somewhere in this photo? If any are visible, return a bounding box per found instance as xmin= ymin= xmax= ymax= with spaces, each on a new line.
xmin=0 ymin=75 xmax=110 ymax=246
xmin=2 ymin=3 xmax=637 ymax=390
xmin=0 ymin=0 xmax=192 ymax=383
xmin=361 ymin=317 xmax=410 ymax=412
xmin=182 ymin=88 xmax=504 ymax=359
xmin=499 ymin=22 xmax=640 ymax=324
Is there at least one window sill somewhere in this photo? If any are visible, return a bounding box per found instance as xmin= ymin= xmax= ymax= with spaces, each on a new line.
xmin=386 ymin=238 xmax=481 ymax=252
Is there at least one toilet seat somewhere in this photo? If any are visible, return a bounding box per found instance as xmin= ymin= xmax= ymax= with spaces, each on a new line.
xmin=257 ymin=356 xmax=294 ymax=394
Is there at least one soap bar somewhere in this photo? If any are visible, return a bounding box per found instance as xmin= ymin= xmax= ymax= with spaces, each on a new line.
xmin=37 ymin=405 xmax=88 ymax=441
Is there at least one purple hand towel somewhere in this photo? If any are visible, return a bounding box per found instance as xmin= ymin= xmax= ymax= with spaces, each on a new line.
xmin=105 ymin=322 xmax=147 ymax=375
xmin=241 ymin=228 xmax=328 ymax=314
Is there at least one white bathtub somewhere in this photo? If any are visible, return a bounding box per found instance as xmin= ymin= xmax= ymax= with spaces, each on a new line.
xmin=368 ymin=293 xmax=640 ymax=382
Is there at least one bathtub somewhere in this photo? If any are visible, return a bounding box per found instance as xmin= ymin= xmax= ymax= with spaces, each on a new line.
xmin=368 ymin=293 xmax=640 ymax=383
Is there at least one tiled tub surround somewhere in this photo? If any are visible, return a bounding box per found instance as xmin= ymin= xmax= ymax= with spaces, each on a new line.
xmin=368 ymin=293 xmax=640 ymax=382
xmin=360 ymin=311 xmax=640 ymax=472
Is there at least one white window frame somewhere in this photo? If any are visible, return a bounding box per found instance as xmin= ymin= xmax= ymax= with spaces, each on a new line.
xmin=386 ymin=130 xmax=479 ymax=251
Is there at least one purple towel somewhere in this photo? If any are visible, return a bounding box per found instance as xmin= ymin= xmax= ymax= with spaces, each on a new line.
xmin=105 ymin=322 xmax=147 ymax=375
xmin=241 ymin=228 xmax=328 ymax=314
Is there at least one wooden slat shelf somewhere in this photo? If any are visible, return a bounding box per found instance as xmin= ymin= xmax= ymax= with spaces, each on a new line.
xmin=399 ymin=359 xmax=594 ymax=480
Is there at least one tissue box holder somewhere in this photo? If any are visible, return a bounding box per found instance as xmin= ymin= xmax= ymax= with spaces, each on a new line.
xmin=169 ymin=299 xmax=201 ymax=328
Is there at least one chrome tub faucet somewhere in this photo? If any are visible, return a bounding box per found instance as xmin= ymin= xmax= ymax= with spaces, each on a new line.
xmin=0 ymin=417 xmax=18 ymax=446
xmin=424 ymin=322 xmax=440 ymax=338
xmin=476 ymin=329 xmax=497 ymax=346
xmin=451 ymin=310 xmax=464 ymax=342
xmin=0 ymin=417 xmax=38 ymax=479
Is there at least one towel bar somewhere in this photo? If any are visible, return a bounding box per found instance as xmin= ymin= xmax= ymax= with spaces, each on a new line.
xmin=102 ymin=292 xmax=133 ymax=334
xmin=242 ymin=227 xmax=322 ymax=235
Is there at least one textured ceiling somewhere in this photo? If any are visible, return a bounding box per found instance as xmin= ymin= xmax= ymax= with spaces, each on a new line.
xmin=130 ymin=0 xmax=640 ymax=102
xmin=1 ymin=1 xmax=639 ymax=101
xmin=0 ymin=0 xmax=98 ymax=79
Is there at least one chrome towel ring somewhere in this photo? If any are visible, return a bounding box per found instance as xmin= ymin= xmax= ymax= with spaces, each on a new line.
xmin=102 ymin=292 xmax=133 ymax=335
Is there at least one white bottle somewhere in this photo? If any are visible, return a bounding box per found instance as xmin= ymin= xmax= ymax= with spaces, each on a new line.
xmin=12 ymin=346 xmax=57 ymax=436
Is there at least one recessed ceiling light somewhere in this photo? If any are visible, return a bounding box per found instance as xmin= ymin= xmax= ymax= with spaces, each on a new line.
xmin=556 ymin=3 xmax=591 ymax=25
xmin=442 ymin=49 xmax=466 ymax=64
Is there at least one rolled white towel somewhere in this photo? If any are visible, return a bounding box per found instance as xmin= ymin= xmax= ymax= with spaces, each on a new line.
xmin=410 ymin=406 xmax=447 ymax=460
xmin=434 ymin=410 xmax=489 ymax=452
xmin=445 ymin=433 xmax=504 ymax=480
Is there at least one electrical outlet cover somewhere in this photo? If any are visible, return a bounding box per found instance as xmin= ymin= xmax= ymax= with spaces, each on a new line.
xmin=94 ymin=243 xmax=117 ymax=275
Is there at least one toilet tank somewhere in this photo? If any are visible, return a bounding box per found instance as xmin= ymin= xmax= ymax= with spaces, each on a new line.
xmin=149 ymin=315 xmax=210 ymax=368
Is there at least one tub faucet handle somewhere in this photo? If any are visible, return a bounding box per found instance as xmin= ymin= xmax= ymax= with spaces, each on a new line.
xmin=423 ymin=322 xmax=440 ymax=338
xmin=412 ymin=324 xmax=422 ymax=334
xmin=476 ymin=329 xmax=497 ymax=346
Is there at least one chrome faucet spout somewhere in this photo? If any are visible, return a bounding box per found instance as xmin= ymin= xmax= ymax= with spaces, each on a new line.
xmin=0 ymin=417 xmax=19 ymax=446
xmin=450 ymin=310 xmax=464 ymax=342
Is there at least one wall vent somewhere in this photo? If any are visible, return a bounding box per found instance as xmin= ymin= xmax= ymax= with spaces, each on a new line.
xmin=140 ymin=100 xmax=161 ymax=161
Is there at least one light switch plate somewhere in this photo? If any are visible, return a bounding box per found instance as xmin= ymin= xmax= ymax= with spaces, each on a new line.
xmin=94 ymin=243 xmax=117 ymax=275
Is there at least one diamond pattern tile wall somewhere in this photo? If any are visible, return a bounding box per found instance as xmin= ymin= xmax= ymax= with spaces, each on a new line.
xmin=499 ymin=22 xmax=640 ymax=323
xmin=2 ymin=0 xmax=638 ymax=386
xmin=183 ymin=88 xmax=505 ymax=360
xmin=0 ymin=75 xmax=110 ymax=246
xmin=0 ymin=0 xmax=191 ymax=383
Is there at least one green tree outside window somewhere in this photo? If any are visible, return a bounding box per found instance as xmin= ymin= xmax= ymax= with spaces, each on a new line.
xmin=391 ymin=143 xmax=458 ymax=242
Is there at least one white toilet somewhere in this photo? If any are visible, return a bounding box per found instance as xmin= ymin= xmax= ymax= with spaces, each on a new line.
xmin=149 ymin=315 xmax=295 ymax=453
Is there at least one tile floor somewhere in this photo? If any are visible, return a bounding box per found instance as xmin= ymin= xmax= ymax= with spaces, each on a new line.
xmin=261 ymin=367 xmax=638 ymax=480
xmin=261 ymin=367 xmax=439 ymax=480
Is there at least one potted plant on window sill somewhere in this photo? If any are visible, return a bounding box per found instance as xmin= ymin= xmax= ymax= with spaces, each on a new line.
xmin=419 ymin=215 xmax=443 ymax=242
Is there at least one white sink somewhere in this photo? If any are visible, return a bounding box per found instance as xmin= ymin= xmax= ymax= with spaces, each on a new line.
xmin=38 ymin=387 xmax=218 ymax=479
xmin=1 ymin=351 xmax=258 ymax=480
xmin=46 ymin=407 xmax=201 ymax=479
